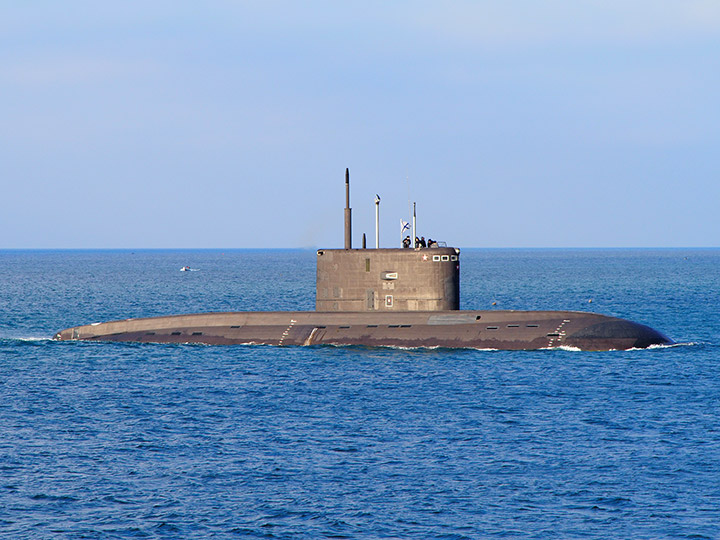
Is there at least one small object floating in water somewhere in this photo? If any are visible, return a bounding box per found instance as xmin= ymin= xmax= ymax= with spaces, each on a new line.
xmin=180 ymin=266 xmax=192 ymax=272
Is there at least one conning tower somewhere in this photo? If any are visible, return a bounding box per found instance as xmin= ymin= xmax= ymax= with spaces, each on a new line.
xmin=316 ymin=170 xmax=460 ymax=312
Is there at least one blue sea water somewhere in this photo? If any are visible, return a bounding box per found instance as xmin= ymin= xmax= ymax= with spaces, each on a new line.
xmin=1 ymin=248 xmax=718 ymax=539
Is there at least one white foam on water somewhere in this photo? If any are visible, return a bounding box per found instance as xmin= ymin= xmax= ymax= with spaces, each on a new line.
xmin=632 ymin=341 xmax=698 ymax=351
xmin=316 ymin=342 xmax=502 ymax=352
xmin=0 ymin=336 xmax=55 ymax=344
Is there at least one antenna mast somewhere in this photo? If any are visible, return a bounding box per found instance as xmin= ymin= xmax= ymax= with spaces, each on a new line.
xmin=412 ymin=202 xmax=417 ymax=247
xmin=344 ymin=168 xmax=352 ymax=249
xmin=374 ymin=194 xmax=381 ymax=248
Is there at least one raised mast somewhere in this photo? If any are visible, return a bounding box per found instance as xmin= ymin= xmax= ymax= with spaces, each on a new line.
xmin=344 ymin=168 xmax=352 ymax=249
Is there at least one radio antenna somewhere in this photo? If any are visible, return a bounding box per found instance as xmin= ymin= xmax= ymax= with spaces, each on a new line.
xmin=344 ymin=168 xmax=352 ymax=249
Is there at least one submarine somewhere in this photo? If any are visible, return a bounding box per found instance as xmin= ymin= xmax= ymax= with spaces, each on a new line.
xmin=55 ymin=169 xmax=672 ymax=351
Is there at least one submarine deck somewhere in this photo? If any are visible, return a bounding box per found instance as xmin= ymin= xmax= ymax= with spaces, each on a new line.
xmin=55 ymin=310 xmax=672 ymax=351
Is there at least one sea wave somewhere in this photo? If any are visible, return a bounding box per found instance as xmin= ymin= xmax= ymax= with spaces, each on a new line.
xmin=626 ymin=341 xmax=700 ymax=351
xmin=0 ymin=336 xmax=53 ymax=344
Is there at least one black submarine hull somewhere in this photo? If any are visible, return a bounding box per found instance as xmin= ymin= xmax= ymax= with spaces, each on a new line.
xmin=54 ymin=310 xmax=672 ymax=351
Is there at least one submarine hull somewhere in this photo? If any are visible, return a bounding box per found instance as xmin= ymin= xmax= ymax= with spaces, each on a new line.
xmin=54 ymin=310 xmax=672 ymax=351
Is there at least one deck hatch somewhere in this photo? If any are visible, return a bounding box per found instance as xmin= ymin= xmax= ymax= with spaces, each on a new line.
xmin=429 ymin=314 xmax=477 ymax=325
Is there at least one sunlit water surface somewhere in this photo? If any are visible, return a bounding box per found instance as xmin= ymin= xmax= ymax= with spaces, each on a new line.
xmin=1 ymin=249 xmax=718 ymax=539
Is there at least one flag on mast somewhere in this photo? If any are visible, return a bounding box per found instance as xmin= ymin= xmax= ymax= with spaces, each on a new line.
xmin=400 ymin=220 xmax=410 ymax=233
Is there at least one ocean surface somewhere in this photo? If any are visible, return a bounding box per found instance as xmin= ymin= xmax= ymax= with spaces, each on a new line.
xmin=1 ymin=248 xmax=718 ymax=539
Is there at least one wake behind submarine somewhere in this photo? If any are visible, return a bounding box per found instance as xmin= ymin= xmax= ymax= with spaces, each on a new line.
xmin=55 ymin=170 xmax=672 ymax=351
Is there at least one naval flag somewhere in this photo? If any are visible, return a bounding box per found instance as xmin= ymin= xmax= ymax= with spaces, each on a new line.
xmin=400 ymin=220 xmax=410 ymax=233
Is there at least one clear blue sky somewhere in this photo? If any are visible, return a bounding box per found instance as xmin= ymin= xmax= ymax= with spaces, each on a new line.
xmin=2 ymin=1 xmax=718 ymax=248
